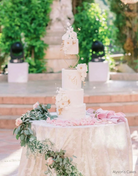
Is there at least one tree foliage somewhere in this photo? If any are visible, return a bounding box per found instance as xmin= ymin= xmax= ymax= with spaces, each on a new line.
xmin=0 ymin=0 xmax=53 ymax=73
xmin=74 ymin=2 xmax=110 ymax=64
xmin=72 ymin=0 xmax=94 ymax=14
xmin=107 ymin=0 xmax=138 ymax=71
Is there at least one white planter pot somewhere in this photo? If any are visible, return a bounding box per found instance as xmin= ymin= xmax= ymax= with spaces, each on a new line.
xmin=88 ymin=61 xmax=109 ymax=82
xmin=8 ymin=62 xmax=29 ymax=83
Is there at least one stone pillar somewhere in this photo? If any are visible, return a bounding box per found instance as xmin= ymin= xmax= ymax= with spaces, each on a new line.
xmin=43 ymin=0 xmax=78 ymax=72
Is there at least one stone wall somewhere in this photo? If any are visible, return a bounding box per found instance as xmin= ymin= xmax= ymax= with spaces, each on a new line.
xmin=43 ymin=0 xmax=78 ymax=72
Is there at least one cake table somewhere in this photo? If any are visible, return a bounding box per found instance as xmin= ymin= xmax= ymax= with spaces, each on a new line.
xmin=18 ymin=119 xmax=133 ymax=176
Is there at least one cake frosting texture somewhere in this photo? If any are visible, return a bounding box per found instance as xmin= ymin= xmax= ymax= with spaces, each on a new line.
xmin=59 ymin=104 xmax=86 ymax=120
xmin=62 ymin=69 xmax=81 ymax=89
xmin=56 ymin=64 xmax=87 ymax=120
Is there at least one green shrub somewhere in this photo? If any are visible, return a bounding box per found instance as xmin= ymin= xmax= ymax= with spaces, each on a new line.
xmin=72 ymin=0 xmax=94 ymax=14
xmin=25 ymin=57 xmax=46 ymax=73
xmin=74 ymin=2 xmax=111 ymax=64
xmin=0 ymin=0 xmax=53 ymax=73
xmin=108 ymin=0 xmax=138 ymax=71
xmin=0 ymin=33 xmax=7 ymax=71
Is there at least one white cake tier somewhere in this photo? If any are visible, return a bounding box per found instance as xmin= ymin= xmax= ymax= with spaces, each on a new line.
xmin=62 ymin=68 xmax=81 ymax=90
xmin=60 ymin=88 xmax=84 ymax=105
xmin=58 ymin=103 xmax=86 ymax=120
xmin=64 ymin=39 xmax=79 ymax=55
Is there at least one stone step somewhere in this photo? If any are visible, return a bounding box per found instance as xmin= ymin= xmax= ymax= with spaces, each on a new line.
xmin=0 ymin=104 xmax=56 ymax=116
xmin=0 ymin=113 xmax=137 ymax=129
xmin=0 ymin=96 xmax=56 ymax=105
xmin=0 ymin=116 xmax=18 ymax=129
xmin=126 ymin=113 xmax=138 ymax=126
xmin=87 ymin=102 xmax=138 ymax=113
xmin=84 ymin=94 xmax=138 ymax=104
xmin=0 ymin=102 xmax=138 ymax=116
xmin=1 ymin=94 xmax=138 ymax=105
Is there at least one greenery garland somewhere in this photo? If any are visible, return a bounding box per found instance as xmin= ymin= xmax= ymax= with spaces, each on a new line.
xmin=13 ymin=102 xmax=83 ymax=176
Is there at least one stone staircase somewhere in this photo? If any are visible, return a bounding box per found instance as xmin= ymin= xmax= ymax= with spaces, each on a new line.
xmin=0 ymin=94 xmax=138 ymax=129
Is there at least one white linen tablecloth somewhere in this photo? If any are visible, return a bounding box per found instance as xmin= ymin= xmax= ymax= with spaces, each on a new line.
xmin=18 ymin=120 xmax=133 ymax=176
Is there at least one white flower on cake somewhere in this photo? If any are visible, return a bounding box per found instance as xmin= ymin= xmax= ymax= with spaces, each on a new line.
xmin=56 ymin=94 xmax=62 ymax=102
xmin=59 ymin=101 xmax=68 ymax=108
xmin=56 ymin=89 xmax=71 ymax=115
xmin=76 ymin=64 xmax=87 ymax=72
xmin=62 ymin=94 xmax=69 ymax=101
xmin=58 ymin=88 xmax=66 ymax=94
xmin=76 ymin=64 xmax=87 ymax=81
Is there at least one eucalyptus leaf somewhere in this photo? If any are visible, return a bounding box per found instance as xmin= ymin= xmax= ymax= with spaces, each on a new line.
xmin=28 ymin=123 xmax=31 ymax=128
xmin=24 ymin=130 xmax=30 ymax=135
xmin=16 ymin=134 xmax=20 ymax=140
xmin=28 ymin=128 xmax=33 ymax=135
xmin=29 ymin=135 xmax=36 ymax=142
xmin=21 ymin=140 xmax=25 ymax=147
xmin=42 ymin=104 xmax=47 ymax=111
xmin=16 ymin=126 xmax=21 ymax=134
xmin=24 ymin=119 xmax=30 ymax=122
xmin=46 ymin=104 xmax=51 ymax=109
xmin=30 ymin=116 xmax=36 ymax=120
xmin=13 ymin=128 xmax=17 ymax=135
xmin=20 ymin=135 xmax=25 ymax=141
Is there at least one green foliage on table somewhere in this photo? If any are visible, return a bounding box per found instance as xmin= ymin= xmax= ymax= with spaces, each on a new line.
xmin=0 ymin=0 xmax=53 ymax=73
xmin=13 ymin=103 xmax=83 ymax=176
xmin=74 ymin=2 xmax=111 ymax=64
xmin=13 ymin=103 xmax=54 ymax=146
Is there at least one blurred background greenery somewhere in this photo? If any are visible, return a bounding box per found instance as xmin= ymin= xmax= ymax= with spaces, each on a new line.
xmin=0 ymin=0 xmax=53 ymax=73
xmin=0 ymin=0 xmax=138 ymax=73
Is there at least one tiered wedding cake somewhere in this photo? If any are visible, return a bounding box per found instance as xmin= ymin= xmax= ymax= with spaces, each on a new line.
xmin=56 ymin=26 xmax=87 ymax=120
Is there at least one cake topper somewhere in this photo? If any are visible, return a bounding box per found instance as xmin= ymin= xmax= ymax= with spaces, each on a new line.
xmin=62 ymin=25 xmax=77 ymax=41
xmin=61 ymin=24 xmax=79 ymax=68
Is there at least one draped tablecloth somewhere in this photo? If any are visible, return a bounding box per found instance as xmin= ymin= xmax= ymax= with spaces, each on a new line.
xmin=18 ymin=120 xmax=133 ymax=176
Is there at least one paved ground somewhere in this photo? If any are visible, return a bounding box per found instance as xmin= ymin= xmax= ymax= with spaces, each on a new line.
xmin=0 ymin=127 xmax=138 ymax=176
xmin=0 ymin=129 xmax=21 ymax=176
xmin=0 ymin=80 xmax=138 ymax=96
